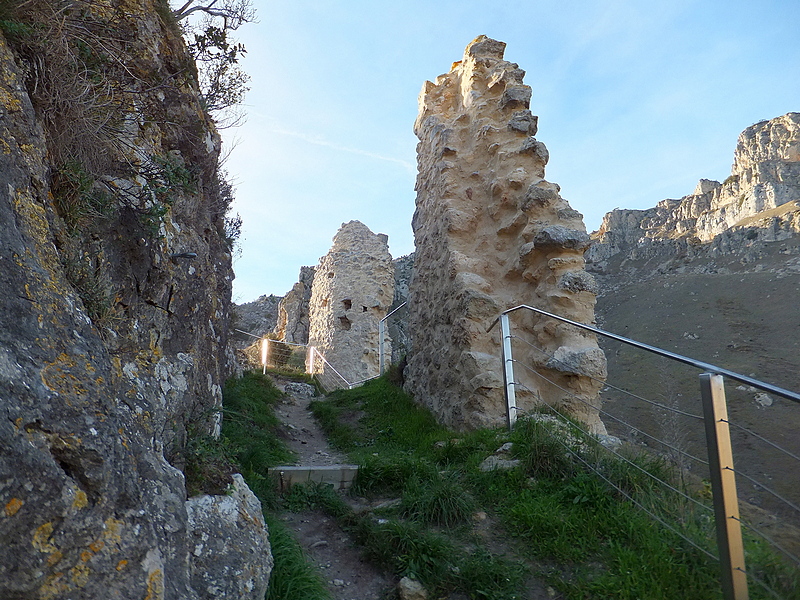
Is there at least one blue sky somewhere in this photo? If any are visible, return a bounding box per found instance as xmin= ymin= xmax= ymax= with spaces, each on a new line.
xmin=220 ymin=0 xmax=800 ymax=302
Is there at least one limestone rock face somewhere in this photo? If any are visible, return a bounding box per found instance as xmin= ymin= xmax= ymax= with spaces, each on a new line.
xmin=274 ymin=266 xmax=315 ymax=344
xmin=589 ymin=113 xmax=800 ymax=266
xmin=232 ymin=294 xmax=282 ymax=350
xmin=186 ymin=475 xmax=272 ymax=600
xmin=404 ymin=36 xmax=605 ymax=432
xmin=0 ymin=5 xmax=268 ymax=599
xmin=307 ymin=221 xmax=394 ymax=385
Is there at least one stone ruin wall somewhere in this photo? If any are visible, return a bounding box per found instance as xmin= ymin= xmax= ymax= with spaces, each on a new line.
xmin=274 ymin=265 xmax=315 ymax=344
xmin=307 ymin=221 xmax=395 ymax=385
xmin=404 ymin=36 xmax=606 ymax=432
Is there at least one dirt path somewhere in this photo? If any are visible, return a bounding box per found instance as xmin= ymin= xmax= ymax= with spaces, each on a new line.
xmin=271 ymin=378 xmax=393 ymax=600
xmin=270 ymin=377 xmax=560 ymax=600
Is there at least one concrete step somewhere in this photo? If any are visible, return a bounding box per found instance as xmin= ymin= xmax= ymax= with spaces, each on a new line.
xmin=269 ymin=464 xmax=360 ymax=491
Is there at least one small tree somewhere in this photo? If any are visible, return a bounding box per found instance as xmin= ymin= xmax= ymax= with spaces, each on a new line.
xmin=172 ymin=0 xmax=255 ymax=125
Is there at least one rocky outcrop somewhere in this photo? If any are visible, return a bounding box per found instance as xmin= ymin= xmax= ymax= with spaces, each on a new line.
xmin=186 ymin=475 xmax=272 ymax=600
xmin=404 ymin=36 xmax=606 ymax=432
xmin=307 ymin=221 xmax=394 ymax=385
xmin=589 ymin=113 xmax=800 ymax=268
xmin=389 ymin=254 xmax=414 ymax=363
xmin=232 ymin=294 xmax=282 ymax=349
xmin=0 ymin=3 xmax=268 ymax=599
xmin=274 ymin=266 xmax=315 ymax=344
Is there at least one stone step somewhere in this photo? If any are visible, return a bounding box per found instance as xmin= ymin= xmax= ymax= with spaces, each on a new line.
xmin=268 ymin=464 xmax=360 ymax=491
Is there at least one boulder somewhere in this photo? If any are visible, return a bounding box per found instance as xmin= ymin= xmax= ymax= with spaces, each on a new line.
xmin=186 ymin=475 xmax=272 ymax=600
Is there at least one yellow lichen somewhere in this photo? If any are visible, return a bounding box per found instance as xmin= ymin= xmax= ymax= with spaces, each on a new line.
xmin=5 ymin=497 xmax=23 ymax=516
xmin=102 ymin=517 xmax=124 ymax=548
xmin=70 ymin=563 xmax=90 ymax=587
xmin=144 ymin=569 xmax=165 ymax=600
xmin=32 ymin=522 xmax=57 ymax=553
xmin=46 ymin=550 xmax=63 ymax=566
xmin=89 ymin=540 xmax=105 ymax=553
xmin=72 ymin=490 xmax=88 ymax=510
xmin=39 ymin=572 xmax=67 ymax=600
xmin=80 ymin=550 xmax=92 ymax=562
xmin=0 ymin=86 xmax=22 ymax=112
xmin=115 ymin=559 xmax=128 ymax=571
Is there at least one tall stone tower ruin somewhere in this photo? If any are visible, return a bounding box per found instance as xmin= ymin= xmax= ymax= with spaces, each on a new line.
xmin=404 ymin=36 xmax=606 ymax=432
xmin=307 ymin=221 xmax=395 ymax=385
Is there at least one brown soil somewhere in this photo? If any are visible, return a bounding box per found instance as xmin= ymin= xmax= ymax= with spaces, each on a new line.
xmin=271 ymin=378 xmax=394 ymax=599
xmin=270 ymin=377 xmax=561 ymax=600
xmin=591 ymin=239 xmax=800 ymax=551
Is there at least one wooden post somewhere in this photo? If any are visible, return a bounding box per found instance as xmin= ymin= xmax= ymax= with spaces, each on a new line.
xmin=700 ymin=373 xmax=748 ymax=600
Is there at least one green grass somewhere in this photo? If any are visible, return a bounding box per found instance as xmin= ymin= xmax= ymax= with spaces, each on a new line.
xmin=217 ymin=371 xmax=799 ymax=600
xmin=220 ymin=371 xmax=330 ymax=600
xmin=264 ymin=514 xmax=332 ymax=600
xmin=309 ymin=376 xmax=800 ymax=600
xmin=222 ymin=371 xmax=295 ymax=506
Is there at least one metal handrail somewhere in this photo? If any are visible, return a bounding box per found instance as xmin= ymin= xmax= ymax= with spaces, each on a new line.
xmin=493 ymin=304 xmax=800 ymax=403
xmin=496 ymin=304 xmax=800 ymax=600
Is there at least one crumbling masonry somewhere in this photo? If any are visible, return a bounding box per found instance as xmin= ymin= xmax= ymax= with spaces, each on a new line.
xmin=307 ymin=221 xmax=395 ymax=385
xmin=404 ymin=36 xmax=607 ymax=432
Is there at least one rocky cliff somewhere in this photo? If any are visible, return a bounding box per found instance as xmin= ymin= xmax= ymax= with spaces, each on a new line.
xmin=404 ymin=36 xmax=606 ymax=432
xmin=231 ymin=294 xmax=282 ymax=350
xmin=307 ymin=221 xmax=395 ymax=385
xmin=589 ymin=112 xmax=800 ymax=269
xmin=0 ymin=2 xmax=269 ymax=599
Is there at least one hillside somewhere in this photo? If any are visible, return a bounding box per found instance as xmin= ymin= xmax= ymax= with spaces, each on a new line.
xmin=587 ymin=112 xmax=800 ymax=527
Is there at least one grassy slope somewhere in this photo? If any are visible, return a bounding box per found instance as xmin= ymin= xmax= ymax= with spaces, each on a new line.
xmin=309 ymin=378 xmax=800 ymax=600
xmin=217 ymin=370 xmax=799 ymax=600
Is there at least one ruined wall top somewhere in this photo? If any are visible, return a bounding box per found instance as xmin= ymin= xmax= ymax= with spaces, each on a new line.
xmin=404 ymin=36 xmax=605 ymax=431
xmin=307 ymin=221 xmax=395 ymax=385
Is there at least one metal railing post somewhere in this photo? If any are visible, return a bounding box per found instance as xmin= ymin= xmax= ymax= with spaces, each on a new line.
xmin=700 ymin=373 xmax=748 ymax=600
xmin=261 ymin=338 xmax=269 ymax=375
xmin=308 ymin=346 xmax=315 ymax=375
xmin=379 ymin=319 xmax=385 ymax=375
xmin=499 ymin=313 xmax=518 ymax=430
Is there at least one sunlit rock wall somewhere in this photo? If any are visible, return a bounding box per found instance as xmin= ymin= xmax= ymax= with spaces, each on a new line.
xmin=307 ymin=221 xmax=395 ymax=385
xmin=589 ymin=112 xmax=800 ymax=266
xmin=404 ymin=36 xmax=606 ymax=432
xmin=274 ymin=266 xmax=315 ymax=344
xmin=0 ymin=3 xmax=269 ymax=598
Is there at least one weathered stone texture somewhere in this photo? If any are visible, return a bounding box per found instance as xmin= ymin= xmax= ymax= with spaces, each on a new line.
xmin=232 ymin=294 xmax=282 ymax=349
xmin=186 ymin=475 xmax=272 ymax=600
xmin=589 ymin=112 xmax=800 ymax=266
xmin=307 ymin=221 xmax=394 ymax=385
xmin=0 ymin=4 xmax=269 ymax=599
xmin=389 ymin=254 xmax=415 ymax=363
xmin=404 ymin=36 xmax=605 ymax=432
xmin=274 ymin=266 xmax=315 ymax=344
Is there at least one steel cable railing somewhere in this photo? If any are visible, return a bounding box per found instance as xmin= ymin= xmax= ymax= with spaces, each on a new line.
xmin=733 ymin=516 xmax=800 ymax=567
xmin=728 ymin=467 xmax=800 ymax=518
xmin=511 ymin=390 xmax=720 ymax=563
xmin=738 ymin=568 xmax=783 ymax=600
xmin=725 ymin=420 xmax=800 ymax=466
xmin=514 ymin=376 xmax=714 ymax=516
xmin=510 ymin=338 xmax=710 ymax=468
xmin=510 ymin=333 xmax=706 ymax=420
xmin=495 ymin=304 xmax=800 ymax=600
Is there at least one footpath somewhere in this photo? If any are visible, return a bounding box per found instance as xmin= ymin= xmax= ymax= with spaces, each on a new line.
xmin=270 ymin=378 xmax=392 ymax=600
